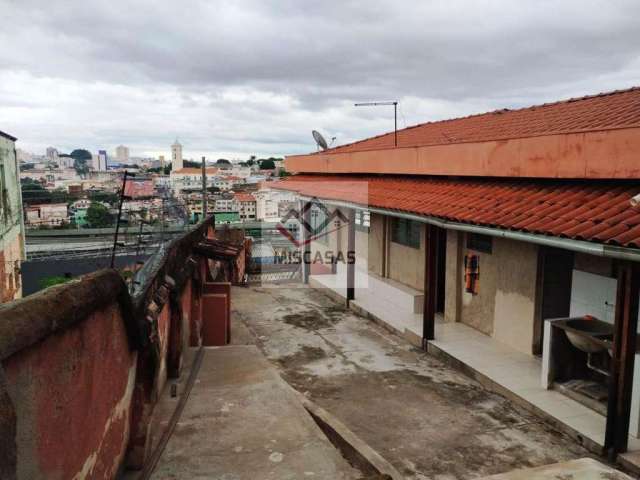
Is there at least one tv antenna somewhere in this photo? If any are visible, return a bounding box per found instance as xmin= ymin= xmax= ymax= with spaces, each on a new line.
xmin=354 ymin=101 xmax=398 ymax=147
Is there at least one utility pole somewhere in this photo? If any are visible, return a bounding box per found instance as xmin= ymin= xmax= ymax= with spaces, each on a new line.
xmin=160 ymin=194 xmax=166 ymax=247
xmin=110 ymin=171 xmax=129 ymax=268
xmin=201 ymin=156 xmax=207 ymax=222
xmin=354 ymin=101 xmax=398 ymax=147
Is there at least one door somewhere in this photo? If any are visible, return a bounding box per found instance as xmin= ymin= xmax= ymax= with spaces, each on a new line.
xmin=533 ymin=247 xmax=574 ymax=355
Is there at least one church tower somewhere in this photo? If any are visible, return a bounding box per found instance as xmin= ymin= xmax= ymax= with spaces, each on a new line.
xmin=171 ymin=139 xmax=183 ymax=170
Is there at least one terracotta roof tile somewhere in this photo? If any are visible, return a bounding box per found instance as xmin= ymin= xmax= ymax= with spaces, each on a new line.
xmin=277 ymin=175 xmax=640 ymax=249
xmin=323 ymin=87 xmax=640 ymax=154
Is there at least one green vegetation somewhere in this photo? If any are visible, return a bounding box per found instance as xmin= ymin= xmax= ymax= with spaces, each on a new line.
xmin=70 ymin=149 xmax=92 ymax=175
xmin=259 ymin=159 xmax=276 ymax=170
xmin=147 ymin=164 xmax=171 ymax=174
xmin=86 ymin=202 xmax=114 ymax=228
xmin=87 ymin=190 xmax=118 ymax=205
xmin=39 ymin=275 xmax=72 ymax=289
xmin=21 ymin=180 xmax=77 ymax=205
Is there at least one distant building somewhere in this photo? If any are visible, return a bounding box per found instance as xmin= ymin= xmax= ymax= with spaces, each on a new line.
xmin=124 ymin=177 xmax=154 ymax=198
xmin=234 ymin=193 xmax=256 ymax=221
xmin=0 ymin=130 xmax=25 ymax=302
xmin=25 ymin=203 xmax=69 ymax=227
xmin=96 ymin=150 xmax=108 ymax=171
xmin=115 ymin=145 xmax=130 ymax=164
xmin=171 ymin=140 xmax=183 ymax=170
xmin=45 ymin=147 xmax=58 ymax=161
xmin=254 ymin=183 xmax=297 ymax=222
xmin=214 ymin=175 xmax=244 ymax=191
xmin=169 ymin=167 xmax=218 ymax=193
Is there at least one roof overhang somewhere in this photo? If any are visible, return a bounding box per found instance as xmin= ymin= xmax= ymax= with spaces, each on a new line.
xmin=286 ymin=127 xmax=640 ymax=179
xmin=297 ymin=193 xmax=640 ymax=263
xmin=272 ymin=175 xmax=640 ymax=262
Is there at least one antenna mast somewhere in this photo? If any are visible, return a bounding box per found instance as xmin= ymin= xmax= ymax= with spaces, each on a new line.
xmin=354 ymin=101 xmax=398 ymax=147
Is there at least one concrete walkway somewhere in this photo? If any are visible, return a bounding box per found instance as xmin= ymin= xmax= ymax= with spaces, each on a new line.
xmin=231 ymin=285 xmax=603 ymax=480
xmin=151 ymin=345 xmax=360 ymax=479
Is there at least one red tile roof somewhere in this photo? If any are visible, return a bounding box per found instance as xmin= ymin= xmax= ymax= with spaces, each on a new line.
xmin=325 ymin=87 xmax=640 ymax=154
xmin=277 ymin=175 xmax=640 ymax=248
xmin=234 ymin=193 xmax=255 ymax=202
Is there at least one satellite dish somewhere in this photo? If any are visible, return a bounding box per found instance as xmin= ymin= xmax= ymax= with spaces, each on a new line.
xmin=312 ymin=130 xmax=328 ymax=150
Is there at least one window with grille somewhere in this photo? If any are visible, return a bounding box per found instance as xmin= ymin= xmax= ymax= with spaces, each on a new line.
xmin=466 ymin=233 xmax=493 ymax=254
xmin=391 ymin=217 xmax=421 ymax=249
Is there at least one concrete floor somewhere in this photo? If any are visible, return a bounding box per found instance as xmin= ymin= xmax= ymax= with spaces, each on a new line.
xmin=151 ymin=345 xmax=361 ymax=479
xmin=231 ymin=285 xmax=597 ymax=480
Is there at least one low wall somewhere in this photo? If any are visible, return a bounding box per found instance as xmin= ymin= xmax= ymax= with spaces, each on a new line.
xmin=0 ymin=218 xmax=228 ymax=479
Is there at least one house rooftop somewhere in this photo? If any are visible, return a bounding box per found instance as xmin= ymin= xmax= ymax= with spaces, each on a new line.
xmin=233 ymin=193 xmax=255 ymax=202
xmin=326 ymin=86 xmax=640 ymax=154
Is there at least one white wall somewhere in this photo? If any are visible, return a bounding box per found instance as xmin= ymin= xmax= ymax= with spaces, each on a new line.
xmin=569 ymin=270 xmax=617 ymax=323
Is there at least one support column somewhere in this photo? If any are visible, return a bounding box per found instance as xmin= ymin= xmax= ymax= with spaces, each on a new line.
xmin=346 ymin=208 xmax=356 ymax=305
xmin=422 ymin=224 xmax=438 ymax=345
xmin=605 ymin=261 xmax=640 ymax=456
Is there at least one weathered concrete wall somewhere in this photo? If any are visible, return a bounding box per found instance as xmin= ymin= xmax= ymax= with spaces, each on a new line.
xmin=388 ymin=224 xmax=425 ymax=291
xmin=447 ymin=234 xmax=539 ymax=354
xmin=491 ymin=239 xmax=539 ymax=354
xmin=0 ymin=134 xmax=25 ymax=303
xmin=3 ymin=303 xmax=136 ymax=480
xmin=0 ymin=219 xmax=219 ymax=478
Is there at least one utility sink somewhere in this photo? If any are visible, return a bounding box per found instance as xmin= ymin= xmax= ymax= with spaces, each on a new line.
xmin=553 ymin=317 xmax=614 ymax=354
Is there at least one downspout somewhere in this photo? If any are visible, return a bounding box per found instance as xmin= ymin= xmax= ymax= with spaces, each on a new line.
xmin=296 ymin=195 xmax=640 ymax=263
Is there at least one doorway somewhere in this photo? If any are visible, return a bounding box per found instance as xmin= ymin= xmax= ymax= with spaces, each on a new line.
xmin=533 ymin=247 xmax=574 ymax=355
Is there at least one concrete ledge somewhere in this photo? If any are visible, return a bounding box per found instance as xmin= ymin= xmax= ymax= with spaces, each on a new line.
xmin=295 ymin=392 xmax=404 ymax=480
xmin=349 ymin=300 xmax=422 ymax=349
xmin=427 ymin=341 xmax=604 ymax=456
xmin=308 ymin=277 xmax=347 ymax=305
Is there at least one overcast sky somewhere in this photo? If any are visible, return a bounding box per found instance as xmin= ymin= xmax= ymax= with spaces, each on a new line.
xmin=1 ymin=0 xmax=639 ymax=160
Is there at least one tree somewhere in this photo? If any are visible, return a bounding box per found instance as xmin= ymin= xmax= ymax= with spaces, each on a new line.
xmin=21 ymin=180 xmax=50 ymax=204
xmin=259 ymin=159 xmax=276 ymax=170
xmin=70 ymin=149 xmax=92 ymax=175
xmin=88 ymin=190 xmax=118 ymax=205
xmin=86 ymin=202 xmax=114 ymax=228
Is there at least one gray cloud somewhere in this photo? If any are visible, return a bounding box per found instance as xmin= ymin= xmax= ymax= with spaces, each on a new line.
xmin=1 ymin=0 xmax=639 ymax=158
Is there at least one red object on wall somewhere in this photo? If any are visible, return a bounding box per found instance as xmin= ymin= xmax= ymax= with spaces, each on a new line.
xmin=203 ymin=282 xmax=231 ymax=343
xmin=464 ymin=253 xmax=480 ymax=294
xmin=201 ymin=282 xmax=231 ymax=346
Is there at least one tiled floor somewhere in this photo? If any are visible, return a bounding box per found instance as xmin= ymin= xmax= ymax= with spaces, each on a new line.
xmin=432 ymin=321 xmax=640 ymax=453
xmin=307 ymin=272 xmax=640 ymax=458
